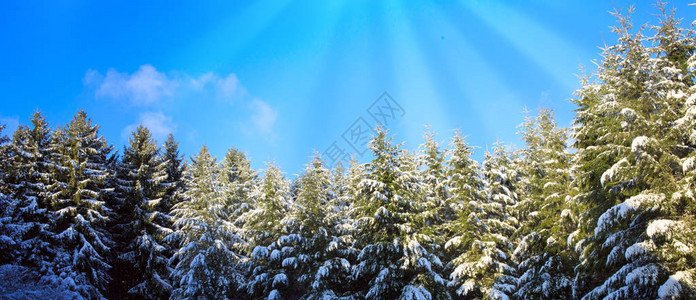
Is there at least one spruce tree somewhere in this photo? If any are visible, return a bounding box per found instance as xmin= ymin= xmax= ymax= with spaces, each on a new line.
xmin=247 ymin=155 xmax=355 ymax=299
xmin=220 ymin=146 xmax=257 ymax=241
xmin=512 ymin=108 xmax=576 ymax=299
xmin=448 ymin=142 xmax=518 ymax=299
xmin=7 ymin=112 xmax=56 ymax=274
xmin=442 ymin=131 xmax=489 ymax=298
xmin=111 ymin=125 xmax=172 ymax=299
xmin=168 ymin=146 xmax=245 ymax=299
xmin=416 ymin=129 xmax=450 ymax=234
xmin=0 ymin=124 xmax=19 ymax=264
xmin=161 ymin=133 xmax=185 ymax=214
xmin=243 ymin=163 xmax=292 ymax=298
xmin=351 ymin=128 xmax=448 ymax=299
xmin=48 ymin=111 xmax=115 ymax=298
xmin=572 ymin=7 xmax=695 ymax=299
xmin=241 ymin=163 xmax=291 ymax=250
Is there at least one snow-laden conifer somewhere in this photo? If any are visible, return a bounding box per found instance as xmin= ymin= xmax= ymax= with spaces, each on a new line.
xmin=351 ymin=128 xmax=448 ymax=299
xmin=573 ymin=6 xmax=696 ymax=299
xmin=168 ymin=146 xmax=245 ymax=299
xmin=110 ymin=125 xmax=173 ymax=299
xmin=512 ymin=108 xmax=576 ymax=299
xmin=48 ymin=111 xmax=116 ymax=299
xmin=4 ymin=112 xmax=55 ymax=271
xmin=246 ymin=155 xmax=356 ymax=299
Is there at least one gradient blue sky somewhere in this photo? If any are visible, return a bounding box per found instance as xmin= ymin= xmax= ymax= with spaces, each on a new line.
xmin=1 ymin=1 xmax=694 ymax=175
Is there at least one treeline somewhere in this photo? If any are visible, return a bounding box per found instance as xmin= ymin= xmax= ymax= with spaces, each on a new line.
xmin=1 ymin=6 xmax=696 ymax=300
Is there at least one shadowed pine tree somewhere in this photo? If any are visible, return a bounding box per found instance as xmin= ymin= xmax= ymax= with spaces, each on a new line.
xmin=110 ymin=125 xmax=173 ymax=299
xmin=5 ymin=112 xmax=56 ymax=272
xmin=0 ymin=124 xmax=19 ymax=264
xmin=161 ymin=133 xmax=185 ymax=214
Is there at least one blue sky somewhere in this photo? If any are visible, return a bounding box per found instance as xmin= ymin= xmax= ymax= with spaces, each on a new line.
xmin=1 ymin=1 xmax=694 ymax=176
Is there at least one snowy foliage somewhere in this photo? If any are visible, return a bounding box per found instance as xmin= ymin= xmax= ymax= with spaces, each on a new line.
xmin=168 ymin=147 xmax=246 ymax=299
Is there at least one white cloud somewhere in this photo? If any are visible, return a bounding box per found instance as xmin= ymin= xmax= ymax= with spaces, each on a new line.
xmin=217 ymin=74 xmax=243 ymax=99
xmin=87 ymin=64 xmax=277 ymax=138
xmin=85 ymin=65 xmax=247 ymax=105
xmin=122 ymin=112 xmax=177 ymax=143
xmin=93 ymin=65 xmax=177 ymax=106
xmin=250 ymin=98 xmax=278 ymax=136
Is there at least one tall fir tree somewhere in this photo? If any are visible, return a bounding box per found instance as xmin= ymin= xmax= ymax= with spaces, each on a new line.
xmin=48 ymin=111 xmax=116 ymax=298
xmin=168 ymin=146 xmax=245 ymax=299
xmin=442 ymin=131 xmax=490 ymax=298
xmin=110 ymin=125 xmax=172 ymax=299
xmin=7 ymin=112 xmax=56 ymax=273
xmin=416 ymin=129 xmax=450 ymax=236
xmin=243 ymin=163 xmax=292 ymax=298
xmin=350 ymin=128 xmax=448 ymax=299
xmin=247 ymin=155 xmax=355 ymax=299
xmin=484 ymin=143 xmax=521 ymax=299
xmin=220 ymin=146 xmax=257 ymax=245
xmin=241 ymin=163 xmax=291 ymax=251
xmin=572 ymin=6 xmax=696 ymax=299
xmin=512 ymin=108 xmax=576 ymax=299
xmin=0 ymin=124 xmax=19 ymax=264
xmin=161 ymin=133 xmax=185 ymax=214
xmin=448 ymin=142 xmax=519 ymax=299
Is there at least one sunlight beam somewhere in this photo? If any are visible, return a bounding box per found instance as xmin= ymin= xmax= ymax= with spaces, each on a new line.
xmin=460 ymin=0 xmax=585 ymax=91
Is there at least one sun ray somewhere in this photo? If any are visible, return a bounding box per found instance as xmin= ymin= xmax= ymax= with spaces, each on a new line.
xmin=381 ymin=0 xmax=452 ymax=148
xmin=460 ymin=0 xmax=585 ymax=91
xmin=426 ymin=3 xmax=526 ymax=148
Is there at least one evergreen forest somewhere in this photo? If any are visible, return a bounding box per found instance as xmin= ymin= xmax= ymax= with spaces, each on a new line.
xmin=1 ymin=5 xmax=695 ymax=300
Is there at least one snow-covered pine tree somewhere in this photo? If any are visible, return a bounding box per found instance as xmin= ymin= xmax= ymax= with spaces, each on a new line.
xmin=0 ymin=124 xmax=20 ymax=264
xmin=219 ymin=146 xmax=257 ymax=293
xmin=644 ymin=6 xmax=696 ymax=298
xmin=416 ymin=128 xmax=449 ymax=236
xmin=331 ymin=159 xmax=362 ymax=286
xmin=48 ymin=110 xmax=116 ymax=298
xmin=572 ymin=6 xmax=695 ymax=299
xmin=483 ymin=143 xmax=521 ymax=299
xmin=448 ymin=142 xmax=519 ymax=299
xmin=248 ymin=155 xmax=355 ymax=299
xmin=351 ymin=128 xmax=448 ymax=299
xmin=441 ymin=131 xmax=490 ymax=298
xmin=110 ymin=125 xmax=173 ymax=299
xmin=512 ymin=108 xmax=576 ymax=299
xmin=168 ymin=146 xmax=245 ymax=299
xmin=240 ymin=163 xmax=291 ymax=250
xmin=6 ymin=112 xmax=56 ymax=274
xmin=161 ymin=133 xmax=185 ymax=214
xmin=242 ymin=163 xmax=293 ymax=298
xmin=220 ymin=146 xmax=256 ymax=241
xmin=0 ymin=125 xmax=11 ymax=194
xmin=0 ymin=192 xmax=18 ymax=265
